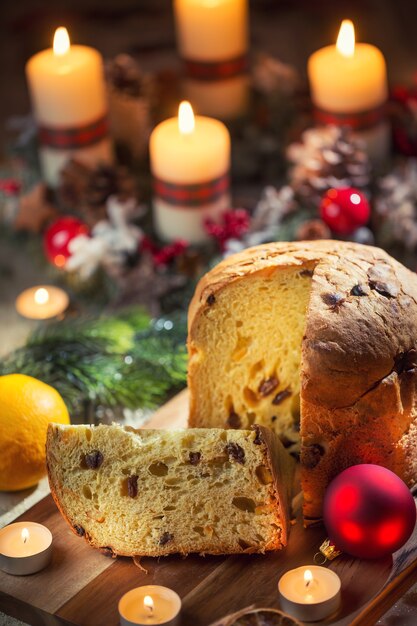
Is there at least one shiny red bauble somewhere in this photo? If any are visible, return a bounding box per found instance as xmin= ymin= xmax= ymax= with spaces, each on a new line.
xmin=320 ymin=187 xmax=370 ymax=235
xmin=44 ymin=216 xmax=89 ymax=267
xmin=324 ymin=464 xmax=416 ymax=559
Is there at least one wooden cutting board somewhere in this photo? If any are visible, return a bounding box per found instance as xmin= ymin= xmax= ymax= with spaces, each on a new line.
xmin=1 ymin=389 xmax=417 ymax=626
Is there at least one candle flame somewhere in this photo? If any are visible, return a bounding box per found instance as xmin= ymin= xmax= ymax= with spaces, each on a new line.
xmin=336 ymin=19 xmax=355 ymax=58
xmin=53 ymin=27 xmax=70 ymax=56
xmin=144 ymin=595 xmax=154 ymax=614
xmin=21 ymin=528 xmax=30 ymax=544
xmin=304 ymin=569 xmax=313 ymax=587
xmin=34 ymin=287 xmax=50 ymax=305
xmin=178 ymin=101 xmax=195 ymax=135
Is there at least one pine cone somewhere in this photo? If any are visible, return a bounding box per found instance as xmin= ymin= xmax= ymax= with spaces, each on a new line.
xmin=58 ymin=160 xmax=139 ymax=226
xmin=295 ymin=218 xmax=331 ymax=241
xmin=105 ymin=54 xmax=145 ymax=98
xmin=287 ymin=126 xmax=371 ymax=203
xmin=252 ymin=53 xmax=299 ymax=96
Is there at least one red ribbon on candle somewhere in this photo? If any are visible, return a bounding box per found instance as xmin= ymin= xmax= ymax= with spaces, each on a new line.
xmin=38 ymin=114 xmax=109 ymax=150
xmin=183 ymin=55 xmax=248 ymax=81
xmin=153 ymin=172 xmax=230 ymax=208
xmin=314 ymin=104 xmax=386 ymax=131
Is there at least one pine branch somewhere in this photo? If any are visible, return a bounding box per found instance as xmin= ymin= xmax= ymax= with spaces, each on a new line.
xmin=0 ymin=308 xmax=187 ymax=415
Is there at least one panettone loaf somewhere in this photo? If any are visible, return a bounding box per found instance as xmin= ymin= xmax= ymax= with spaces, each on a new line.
xmin=187 ymin=240 xmax=417 ymax=524
xmin=46 ymin=423 xmax=294 ymax=556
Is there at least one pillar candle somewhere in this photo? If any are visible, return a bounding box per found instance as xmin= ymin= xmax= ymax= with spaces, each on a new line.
xmin=26 ymin=27 xmax=112 ymax=187
xmin=308 ymin=20 xmax=389 ymax=162
xmin=150 ymin=101 xmax=231 ymax=243
xmin=174 ymin=0 xmax=249 ymax=120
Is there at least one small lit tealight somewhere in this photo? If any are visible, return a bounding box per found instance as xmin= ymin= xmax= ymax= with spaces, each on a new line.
xmin=15 ymin=285 xmax=69 ymax=320
xmin=278 ymin=565 xmax=341 ymax=622
xmin=119 ymin=585 xmax=181 ymax=626
xmin=0 ymin=522 xmax=53 ymax=576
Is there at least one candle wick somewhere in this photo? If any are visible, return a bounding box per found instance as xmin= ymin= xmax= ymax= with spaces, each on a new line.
xmin=23 ymin=536 xmax=27 ymax=544
xmin=305 ymin=580 xmax=310 ymax=588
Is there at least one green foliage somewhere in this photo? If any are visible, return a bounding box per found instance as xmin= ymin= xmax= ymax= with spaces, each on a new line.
xmin=0 ymin=309 xmax=187 ymax=415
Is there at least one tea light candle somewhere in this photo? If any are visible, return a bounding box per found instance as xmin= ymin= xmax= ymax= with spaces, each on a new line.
xmin=118 ymin=585 xmax=181 ymax=626
xmin=26 ymin=27 xmax=112 ymax=187
xmin=0 ymin=522 xmax=53 ymax=576
xmin=150 ymin=101 xmax=231 ymax=243
xmin=308 ymin=19 xmax=389 ymax=161
xmin=174 ymin=0 xmax=249 ymax=119
xmin=278 ymin=566 xmax=341 ymax=622
xmin=15 ymin=285 xmax=69 ymax=320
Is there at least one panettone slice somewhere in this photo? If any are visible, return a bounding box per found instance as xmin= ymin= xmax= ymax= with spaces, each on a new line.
xmin=47 ymin=423 xmax=294 ymax=556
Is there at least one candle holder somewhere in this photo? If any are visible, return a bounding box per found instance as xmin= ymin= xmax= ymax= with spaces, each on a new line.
xmin=0 ymin=522 xmax=53 ymax=576
xmin=119 ymin=586 xmax=181 ymax=626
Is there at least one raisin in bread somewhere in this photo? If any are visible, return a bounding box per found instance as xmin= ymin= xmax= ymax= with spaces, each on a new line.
xmin=46 ymin=423 xmax=294 ymax=556
xmin=187 ymin=240 xmax=417 ymax=524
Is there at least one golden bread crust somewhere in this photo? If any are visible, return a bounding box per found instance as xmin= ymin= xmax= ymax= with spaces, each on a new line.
xmin=188 ymin=241 xmax=417 ymax=522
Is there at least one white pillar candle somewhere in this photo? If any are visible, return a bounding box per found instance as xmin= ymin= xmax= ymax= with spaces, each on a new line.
xmin=118 ymin=585 xmax=181 ymax=626
xmin=150 ymin=101 xmax=231 ymax=243
xmin=308 ymin=20 xmax=389 ymax=162
xmin=174 ymin=0 xmax=249 ymax=119
xmin=0 ymin=522 xmax=53 ymax=576
xmin=26 ymin=27 xmax=113 ymax=187
xmin=15 ymin=285 xmax=69 ymax=320
xmin=278 ymin=566 xmax=341 ymax=622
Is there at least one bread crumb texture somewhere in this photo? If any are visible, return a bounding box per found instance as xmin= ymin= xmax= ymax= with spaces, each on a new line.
xmin=47 ymin=424 xmax=290 ymax=556
xmin=188 ymin=241 xmax=417 ymax=523
xmin=189 ymin=265 xmax=312 ymax=454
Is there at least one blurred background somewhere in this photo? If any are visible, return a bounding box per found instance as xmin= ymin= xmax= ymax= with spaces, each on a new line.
xmin=1 ymin=0 xmax=417 ymax=147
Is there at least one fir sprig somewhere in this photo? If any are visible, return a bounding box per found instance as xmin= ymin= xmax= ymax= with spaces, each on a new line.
xmin=0 ymin=309 xmax=187 ymax=415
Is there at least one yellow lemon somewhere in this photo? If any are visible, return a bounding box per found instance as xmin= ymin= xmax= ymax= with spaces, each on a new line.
xmin=0 ymin=374 xmax=70 ymax=491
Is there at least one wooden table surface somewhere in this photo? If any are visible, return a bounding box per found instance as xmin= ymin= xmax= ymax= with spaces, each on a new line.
xmin=1 ymin=390 xmax=417 ymax=626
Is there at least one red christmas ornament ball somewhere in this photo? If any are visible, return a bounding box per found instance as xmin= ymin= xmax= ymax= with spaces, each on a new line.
xmin=44 ymin=216 xmax=89 ymax=267
xmin=320 ymin=187 xmax=370 ymax=235
xmin=324 ymin=464 xmax=416 ymax=559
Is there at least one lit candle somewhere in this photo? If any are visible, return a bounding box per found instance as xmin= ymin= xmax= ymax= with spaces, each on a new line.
xmin=149 ymin=101 xmax=231 ymax=243
xmin=26 ymin=27 xmax=112 ymax=187
xmin=278 ymin=566 xmax=341 ymax=621
xmin=15 ymin=285 xmax=69 ymax=320
xmin=174 ymin=0 xmax=249 ymax=119
xmin=118 ymin=585 xmax=181 ymax=626
xmin=0 ymin=522 xmax=53 ymax=576
xmin=308 ymin=19 xmax=389 ymax=161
